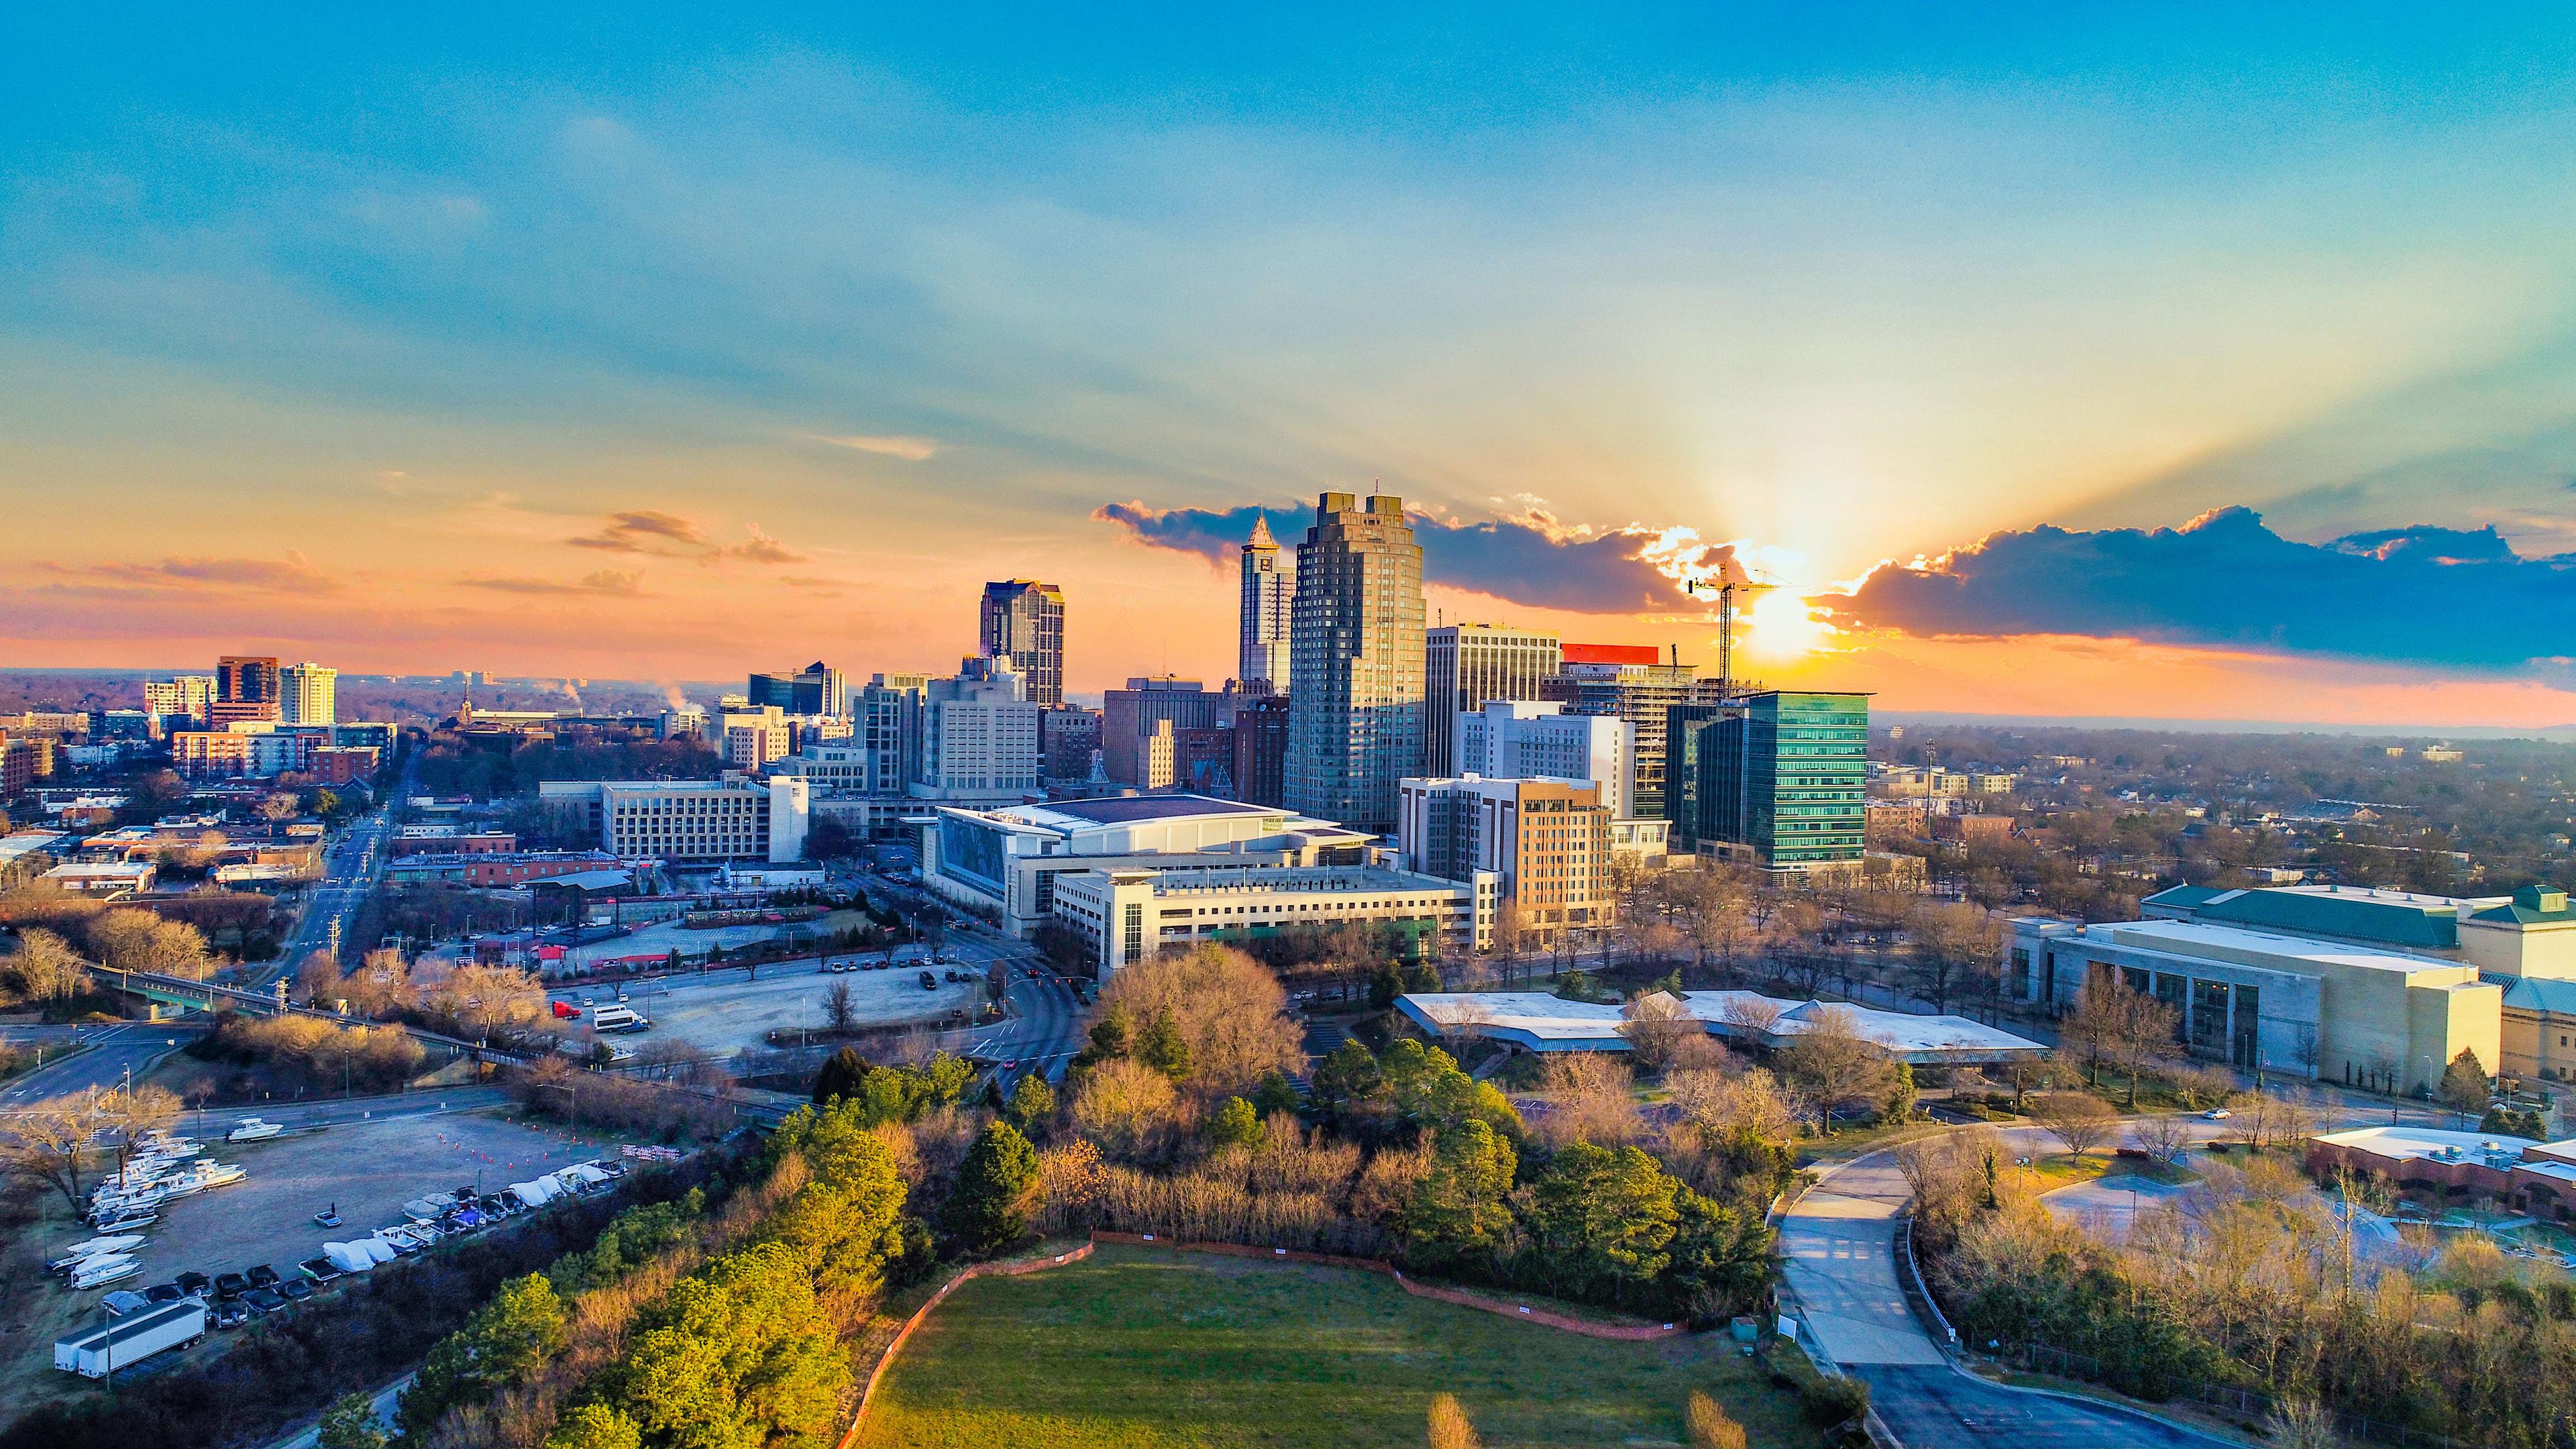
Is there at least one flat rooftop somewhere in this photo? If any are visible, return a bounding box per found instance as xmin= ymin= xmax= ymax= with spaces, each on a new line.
xmin=1397 ymin=992 xmax=1631 ymax=1050
xmin=1136 ymin=865 xmax=1460 ymax=896
xmin=1674 ymin=991 xmax=2045 ymax=1057
xmin=2313 ymin=1124 xmax=2540 ymax=1165
xmin=2086 ymin=918 xmax=2469 ymax=976
xmin=1033 ymin=794 xmax=1271 ymax=826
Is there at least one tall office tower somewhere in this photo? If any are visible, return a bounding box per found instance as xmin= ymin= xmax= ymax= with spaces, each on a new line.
xmin=213 ymin=655 xmax=282 ymax=727
xmin=1099 ymin=677 xmax=1221 ymax=786
xmin=144 ymin=675 xmax=216 ymax=726
xmin=1668 ymin=691 xmax=1870 ymax=873
xmin=1238 ymin=515 xmax=1295 ymax=692
xmin=1425 ymin=625 xmax=1561 ymax=777
xmin=979 ymin=580 xmax=1066 ymax=707
xmin=747 ymin=661 xmax=847 ymax=718
xmin=1542 ymin=644 xmax=1720 ymax=822
xmin=1286 ymin=492 xmax=1425 ymax=835
xmin=279 ymin=662 xmax=338 ymax=727
xmin=913 ymin=657 xmax=1044 ymax=801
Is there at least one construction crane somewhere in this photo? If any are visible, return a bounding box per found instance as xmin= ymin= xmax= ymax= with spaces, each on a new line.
xmin=1684 ymin=576 xmax=1776 ymax=699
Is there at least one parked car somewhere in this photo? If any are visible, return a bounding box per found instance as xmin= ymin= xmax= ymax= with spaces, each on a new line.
xmin=246 ymin=1264 xmax=280 ymax=1288
xmin=919 ymin=970 xmax=937 ymax=989
xmin=242 ymin=1287 xmax=287 ymax=1317
xmin=276 ymin=1279 xmax=315 ymax=1302
xmin=176 ymin=1271 xmax=212 ymax=1297
xmin=144 ymin=1282 xmax=186 ymax=1305
xmin=212 ymin=1272 xmax=250 ymax=1301
xmin=212 ymin=1300 xmax=249 ymax=1330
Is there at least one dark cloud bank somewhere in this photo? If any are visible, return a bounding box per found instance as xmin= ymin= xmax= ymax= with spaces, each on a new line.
xmin=1094 ymin=500 xmax=1733 ymax=614
xmin=1836 ymin=506 xmax=2576 ymax=670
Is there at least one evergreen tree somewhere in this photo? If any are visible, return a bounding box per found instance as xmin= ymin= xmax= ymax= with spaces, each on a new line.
xmin=1406 ymin=959 xmax=1443 ymax=992
xmin=1206 ymin=1095 xmax=1265 ymax=1150
xmin=1071 ymin=1003 xmax=1132 ymax=1069
xmin=1309 ymin=1040 xmax=1383 ymax=1118
xmin=1004 ymin=1073 xmax=1056 ymax=1134
xmin=1368 ymin=959 xmax=1407 ymax=1011
xmin=1250 ymin=1069 xmax=1301 ymax=1120
xmin=812 ymin=1046 xmax=871 ymax=1104
xmin=1136 ymin=1008 xmax=1192 ymax=1081
xmin=942 ymin=1120 xmax=1040 ymax=1254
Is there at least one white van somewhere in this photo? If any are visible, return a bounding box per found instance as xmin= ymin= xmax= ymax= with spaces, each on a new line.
xmin=591 ymin=1004 xmax=647 ymax=1033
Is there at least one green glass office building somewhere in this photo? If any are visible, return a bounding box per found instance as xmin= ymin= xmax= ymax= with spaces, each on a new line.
xmin=1666 ymin=690 xmax=1869 ymax=870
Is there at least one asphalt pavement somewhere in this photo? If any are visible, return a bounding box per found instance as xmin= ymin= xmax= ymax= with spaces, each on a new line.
xmin=261 ymin=749 xmax=420 ymax=983
xmin=1780 ymin=1108 xmax=2397 ymax=1447
xmin=0 ymin=1021 xmax=197 ymax=1108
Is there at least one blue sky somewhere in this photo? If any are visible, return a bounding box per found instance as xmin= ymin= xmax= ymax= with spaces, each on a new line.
xmin=7 ymin=6 xmax=2576 ymax=721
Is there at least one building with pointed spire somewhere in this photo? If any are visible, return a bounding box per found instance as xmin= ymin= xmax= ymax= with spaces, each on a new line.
xmin=1238 ymin=515 xmax=1294 ymax=692
xmin=1286 ymin=491 xmax=1426 ymax=836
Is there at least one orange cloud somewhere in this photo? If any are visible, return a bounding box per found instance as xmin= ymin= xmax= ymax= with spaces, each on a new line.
xmin=567 ymin=511 xmax=706 ymax=553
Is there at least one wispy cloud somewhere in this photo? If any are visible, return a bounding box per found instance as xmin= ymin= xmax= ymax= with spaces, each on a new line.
xmin=708 ymin=523 xmax=810 ymax=566
xmin=568 ymin=511 xmax=707 ymax=554
xmin=460 ymin=569 xmax=645 ymax=596
xmin=44 ymin=553 xmax=340 ymax=594
xmin=812 ymin=434 xmax=939 ymax=462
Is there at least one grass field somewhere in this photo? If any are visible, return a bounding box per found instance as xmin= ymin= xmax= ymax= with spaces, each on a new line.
xmin=857 ymin=1244 xmax=1827 ymax=1449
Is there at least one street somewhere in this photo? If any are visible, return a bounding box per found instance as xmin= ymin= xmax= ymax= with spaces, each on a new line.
xmin=0 ymin=1022 xmax=198 ymax=1108
xmin=1777 ymin=1110 xmax=2390 ymax=1448
xmin=259 ymin=745 xmax=421 ymax=985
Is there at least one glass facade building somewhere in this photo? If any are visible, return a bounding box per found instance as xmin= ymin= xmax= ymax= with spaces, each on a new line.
xmin=1666 ymin=690 xmax=1869 ymax=870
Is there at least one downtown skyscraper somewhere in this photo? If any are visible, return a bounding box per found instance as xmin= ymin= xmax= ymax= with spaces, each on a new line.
xmin=978 ymin=579 xmax=1065 ymax=707
xmin=1238 ymin=514 xmax=1293 ymax=692
xmin=1286 ymin=492 xmax=1425 ymax=836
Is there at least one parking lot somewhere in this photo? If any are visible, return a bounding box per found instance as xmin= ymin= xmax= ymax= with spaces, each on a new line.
xmin=121 ymin=1109 xmax=615 ymax=1287
xmin=564 ymin=955 xmax=985 ymax=1056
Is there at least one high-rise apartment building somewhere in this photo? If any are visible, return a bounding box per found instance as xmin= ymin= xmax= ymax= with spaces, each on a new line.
xmin=144 ymin=676 xmax=215 ymax=726
xmin=213 ymin=655 xmax=281 ymax=727
xmin=1426 ymin=625 xmax=1561 ymax=777
xmin=1396 ymin=775 xmax=1611 ymax=945
xmin=747 ymin=661 xmax=846 ymax=718
xmin=1287 ymin=492 xmax=1425 ymax=837
xmin=1666 ymin=690 xmax=1870 ymax=873
xmin=1100 ymin=678 xmax=1222 ymax=786
xmin=279 ymin=661 xmax=338 ymax=727
xmin=1229 ymin=694 xmax=1290 ymax=808
xmin=1543 ymin=644 xmax=1719 ymax=822
xmin=859 ymin=673 xmax=930 ymax=799
xmin=912 ymin=657 xmax=1044 ymax=802
xmin=1238 ymin=516 xmax=1294 ymax=692
xmin=1454 ymin=700 xmax=1633 ymax=818
xmin=979 ymin=580 xmax=1066 ymax=707
xmin=1040 ymin=707 xmax=1104 ymax=784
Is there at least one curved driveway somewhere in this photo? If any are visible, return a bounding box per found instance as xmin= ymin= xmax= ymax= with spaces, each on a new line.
xmin=1779 ymin=1128 xmax=2233 ymax=1448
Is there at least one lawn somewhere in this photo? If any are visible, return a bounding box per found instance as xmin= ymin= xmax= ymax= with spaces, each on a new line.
xmin=856 ymin=1244 xmax=1826 ymax=1449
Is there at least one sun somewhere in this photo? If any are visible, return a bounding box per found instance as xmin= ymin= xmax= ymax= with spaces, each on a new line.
xmin=1741 ymin=588 xmax=1831 ymax=660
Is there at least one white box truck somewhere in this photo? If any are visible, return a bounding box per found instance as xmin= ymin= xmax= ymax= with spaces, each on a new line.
xmin=54 ymin=1299 xmax=207 ymax=1378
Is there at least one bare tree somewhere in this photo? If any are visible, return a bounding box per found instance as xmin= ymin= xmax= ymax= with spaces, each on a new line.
xmin=93 ymin=1085 xmax=182 ymax=1174
xmin=2031 ymin=1090 xmax=2118 ymax=1158
xmin=822 ymin=978 xmax=858 ymax=1034
xmin=1617 ymin=991 xmax=1696 ymax=1074
xmin=2129 ymin=1113 xmax=2193 ymax=1165
xmin=6 ymin=926 xmax=90 ymax=1001
xmin=1905 ymin=900 xmax=2004 ymax=1015
xmin=2064 ymin=977 xmax=2179 ymax=1107
xmin=0 ymin=1099 xmax=91 ymax=1212
xmin=1776 ymin=1005 xmax=1897 ymax=1131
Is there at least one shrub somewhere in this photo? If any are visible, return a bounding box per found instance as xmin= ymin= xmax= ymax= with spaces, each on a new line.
xmin=1801 ymin=1375 xmax=1870 ymax=1426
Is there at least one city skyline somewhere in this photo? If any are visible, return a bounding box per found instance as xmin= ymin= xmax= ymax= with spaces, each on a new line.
xmin=11 ymin=11 xmax=2576 ymax=727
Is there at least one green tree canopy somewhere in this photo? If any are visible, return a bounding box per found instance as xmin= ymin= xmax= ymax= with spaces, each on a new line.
xmin=943 ymin=1120 xmax=1040 ymax=1255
